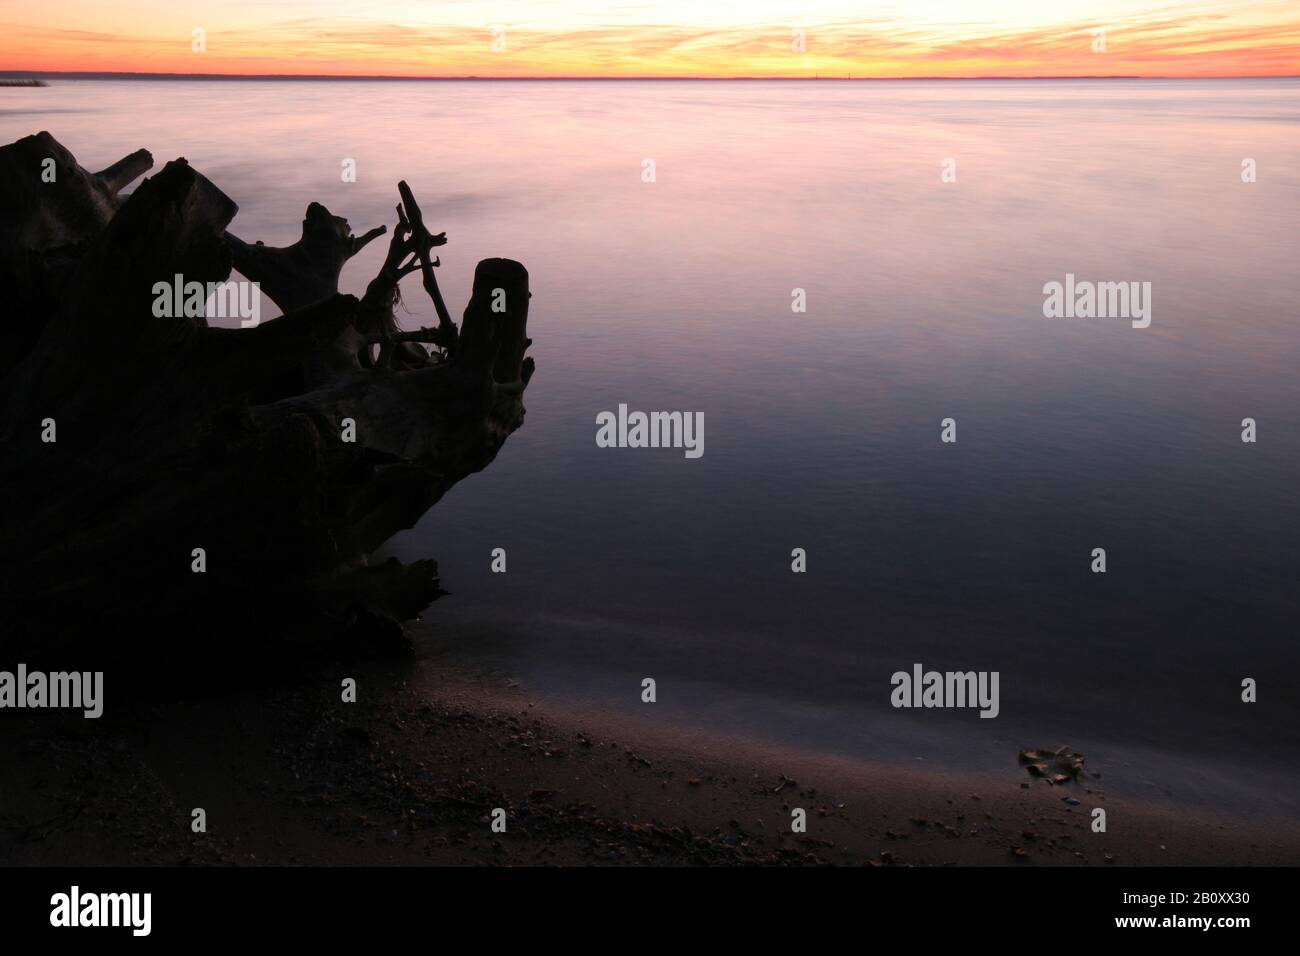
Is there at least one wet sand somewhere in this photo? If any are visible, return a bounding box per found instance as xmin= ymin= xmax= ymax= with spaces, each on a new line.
xmin=2 ymin=657 xmax=1296 ymax=867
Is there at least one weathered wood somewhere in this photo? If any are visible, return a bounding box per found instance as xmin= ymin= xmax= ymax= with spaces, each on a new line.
xmin=227 ymin=202 xmax=385 ymax=314
xmin=461 ymin=257 xmax=532 ymax=384
xmin=0 ymin=131 xmax=156 ymax=373
xmin=0 ymin=133 xmax=536 ymax=667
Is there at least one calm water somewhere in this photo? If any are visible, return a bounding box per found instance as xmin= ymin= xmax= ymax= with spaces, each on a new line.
xmin=6 ymin=78 xmax=1299 ymax=812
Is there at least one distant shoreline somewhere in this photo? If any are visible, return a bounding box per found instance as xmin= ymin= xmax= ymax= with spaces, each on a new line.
xmin=2 ymin=70 xmax=1296 ymax=83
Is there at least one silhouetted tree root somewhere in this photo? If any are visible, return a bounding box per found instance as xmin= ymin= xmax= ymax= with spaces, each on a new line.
xmin=0 ymin=132 xmax=534 ymax=668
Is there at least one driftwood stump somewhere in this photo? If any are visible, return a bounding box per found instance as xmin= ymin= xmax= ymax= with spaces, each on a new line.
xmin=0 ymin=132 xmax=535 ymax=669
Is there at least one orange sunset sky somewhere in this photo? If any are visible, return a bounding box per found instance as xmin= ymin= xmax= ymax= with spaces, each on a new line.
xmin=0 ymin=0 xmax=1297 ymax=78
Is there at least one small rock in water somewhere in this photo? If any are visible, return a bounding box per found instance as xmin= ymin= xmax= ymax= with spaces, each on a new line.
xmin=1019 ymin=746 xmax=1085 ymax=783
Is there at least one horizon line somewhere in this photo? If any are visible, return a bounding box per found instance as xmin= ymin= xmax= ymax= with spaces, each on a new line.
xmin=3 ymin=69 xmax=1297 ymax=82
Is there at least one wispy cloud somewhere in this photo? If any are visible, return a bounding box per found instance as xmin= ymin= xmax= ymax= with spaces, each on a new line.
xmin=1 ymin=2 xmax=1297 ymax=76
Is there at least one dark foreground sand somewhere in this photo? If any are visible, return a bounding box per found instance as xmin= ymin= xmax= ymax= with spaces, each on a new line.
xmin=2 ymin=658 xmax=1297 ymax=866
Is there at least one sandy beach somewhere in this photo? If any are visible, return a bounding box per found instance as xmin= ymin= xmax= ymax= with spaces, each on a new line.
xmin=3 ymin=657 xmax=1296 ymax=867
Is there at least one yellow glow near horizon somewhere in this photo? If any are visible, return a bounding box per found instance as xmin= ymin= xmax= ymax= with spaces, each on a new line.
xmin=0 ymin=0 xmax=1296 ymax=77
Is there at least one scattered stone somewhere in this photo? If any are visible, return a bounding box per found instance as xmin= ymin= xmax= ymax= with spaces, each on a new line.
xmin=1019 ymin=747 xmax=1085 ymax=784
